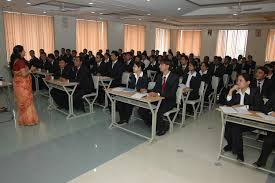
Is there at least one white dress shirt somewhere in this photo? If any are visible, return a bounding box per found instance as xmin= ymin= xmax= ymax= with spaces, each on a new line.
xmin=133 ymin=72 xmax=143 ymax=85
xmin=257 ymin=79 xmax=264 ymax=93
xmin=227 ymin=87 xmax=251 ymax=105
xmin=186 ymin=71 xmax=197 ymax=88
xmin=112 ymin=60 xmax=118 ymax=69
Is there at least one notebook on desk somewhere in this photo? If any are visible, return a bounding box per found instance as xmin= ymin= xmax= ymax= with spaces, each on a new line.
xmin=219 ymin=106 xmax=251 ymax=115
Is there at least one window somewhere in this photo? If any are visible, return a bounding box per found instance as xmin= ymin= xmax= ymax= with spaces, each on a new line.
xmin=216 ymin=30 xmax=248 ymax=58
xmin=76 ymin=19 xmax=108 ymax=54
xmin=3 ymin=12 xmax=54 ymax=61
xmin=265 ymin=29 xmax=275 ymax=62
xmin=176 ymin=30 xmax=201 ymax=56
xmin=124 ymin=24 xmax=145 ymax=52
xmin=155 ymin=28 xmax=170 ymax=54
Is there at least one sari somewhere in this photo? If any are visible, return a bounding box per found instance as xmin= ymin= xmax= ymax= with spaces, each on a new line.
xmin=13 ymin=59 xmax=39 ymax=125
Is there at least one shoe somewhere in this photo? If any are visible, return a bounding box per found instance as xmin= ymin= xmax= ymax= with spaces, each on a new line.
xmin=223 ymin=145 xmax=232 ymax=152
xmin=237 ymin=154 xmax=244 ymax=162
xmin=117 ymin=120 xmax=127 ymax=125
xmin=156 ymin=129 xmax=167 ymax=136
xmin=253 ymin=161 xmax=266 ymax=168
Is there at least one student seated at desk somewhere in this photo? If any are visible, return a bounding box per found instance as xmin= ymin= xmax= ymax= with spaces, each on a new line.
xmin=91 ymin=53 xmax=107 ymax=76
xmin=199 ymin=62 xmax=211 ymax=100
xmin=107 ymin=51 xmax=124 ymax=88
xmin=124 ymin=52 xmax=134 ymax=73
xmin=250 ymin=66 xmax=271 ymax=99
xmin=49 ymin=59 xmax=73 ymax=109
xmin=254 ymin=93 xmax=275 ymax=167
xmin=224 ymin=73 xmax=264 ymax=162
xmin=138 ymin=59 xmax=179 ymax=136
xmin=182 ymin=60 xmax=201 ymax=100
xmin=117 ymin=61 xmax=149 ymax=124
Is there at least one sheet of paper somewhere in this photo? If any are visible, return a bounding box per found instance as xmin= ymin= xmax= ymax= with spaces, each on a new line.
xmin=219 ymin=106 xmax=237 ymax=114
xmin=112 ymin=87 xmax=126 ymax=92
xmin=123 ymin=88 xmax=136 ymax=92
xmin=234 ymin=106 xmax=251 ymax=114
xmin=130 ymin=93 xmax=147 ymax=99
xmin=256 ymin=112 xmax=275 ymax=121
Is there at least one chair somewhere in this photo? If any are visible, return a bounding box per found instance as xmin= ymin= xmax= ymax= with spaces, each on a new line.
xmin=208 ymin=76 xmax=220 ymax=110
xmin=183 ymin=82 xmax=207 ymax=120
xmin=121 ymin=72 xmax=131 ymax=88
xmin=147 ymin=82 xmax=156 ymax=90
xmin=82 ymin=76 xmax=99 ymax=113
xmin=163 ymin=86 xmax=184 ymax=133
xmin=147 ymin=70 xmax=157 ymax=81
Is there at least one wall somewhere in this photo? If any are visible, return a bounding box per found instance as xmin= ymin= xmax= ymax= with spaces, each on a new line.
xmin=107 ymin=21 xmax=124 ymax=51
xmin=0 ymin=9 xmax=7 ymax=78
xmin=54 ymin=15 xmax=76 ymax=50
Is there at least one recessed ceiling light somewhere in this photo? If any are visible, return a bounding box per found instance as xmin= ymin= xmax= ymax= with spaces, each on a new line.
xmin=177 ymin=8 xmax=181 ymax=11
xmin=138 ymin=18 xmax=142 ymax=20
xmin=26 ymin=1 xmax=31 ymax=5
xmin=6 ymin=0 xmax=12 ymax=2
xmin=43 ymin=11 xmax=47 ymax=14
xmin=91 ymin=12 xmax=95 ymax=14
xmin=147 ymin=13 xmax=151 ymax=16
xmin=163 ymin=18 xmax=167 ymax=21
xmin=89 ymin=2 xmax=94 ymax=5
xmin=99 ymin=12 xmax=103 ymax=15
xmin=146 ymin=0 xmax=151 ymax=2
xmin=233 ymin=13 xmax=238 ymax=16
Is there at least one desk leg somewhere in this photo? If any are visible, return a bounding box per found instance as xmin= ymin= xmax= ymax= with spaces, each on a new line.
xmin=148 ymin=101 xmax=161 ymax=142
xmin=109 ymin=97 xmax=116 ymax=129
xmin=64 ymin=85 xmax=77 ymax=119
xmin=217 ymin=111 xmax=226 ymax=161
xmin=47 ymin=86 xmax=55 ymax=110
xmin=34 ymin=75 xmax=39 ymax=95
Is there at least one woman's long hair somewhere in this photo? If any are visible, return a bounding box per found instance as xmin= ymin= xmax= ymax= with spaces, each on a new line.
xmin=9 ymin=45 xmax=24 ymax=75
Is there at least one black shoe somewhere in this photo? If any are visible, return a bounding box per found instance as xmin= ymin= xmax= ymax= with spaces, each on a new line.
xmin=117 ymin=120 xmax=127 ymax=125
xmin=253 ymin=161 xmax=266 ymax=168
xmin=156 ymin=129 xmax=168 ymax=136
xmin=237 ymin=154 xmax=244 ymax=162
xmin=223 ymin=145 xmax=232 ymax=152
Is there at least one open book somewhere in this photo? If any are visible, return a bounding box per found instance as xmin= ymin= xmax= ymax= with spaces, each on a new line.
xmin=220 ymin=106 xmax=251 ymax=115
xmin=130 ymin=93 xmax=147 ymax=99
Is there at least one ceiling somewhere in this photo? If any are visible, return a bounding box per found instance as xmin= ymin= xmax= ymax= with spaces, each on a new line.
xmin=1 ymin=0 xmax=275 ymax=26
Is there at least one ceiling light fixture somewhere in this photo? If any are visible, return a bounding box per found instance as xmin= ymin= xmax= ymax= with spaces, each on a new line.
xmin=138 ymin=18 xmax=142 ymax=20
xmin=163 ymin=18 xmax=167 ymax=21
xmin=147 ymin=13 xmax=151 ymax=16
xmin=233 ymin=13 xmax=238 ymax=16
xmin=146 ymin=0 xmax=151 ymax=2
xmin=99 ymin=12 xmax=103 ymax=15
xmin=177 ymin=8 xmax=181 ymax=11
xmin=6 ymin=0 xmax=12 ymax=2
xmin=89 ymin=2 xmax=94 ymax=5
xmin=43 ymin=11 xmax=47 ymax=14
xmin=26 ymin=1 xmax=31 ymax=5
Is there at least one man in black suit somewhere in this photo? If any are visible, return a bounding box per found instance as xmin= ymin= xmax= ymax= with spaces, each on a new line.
xmin=29 ymin=50 xmax=42 ymax=69
xmin=250 ymin=66 xmax=271 ymax=98
xmin=49 ymin=59 xmax=74 ymax=109
xmin=70 ymin=57 xmax=94 ymax=111
xmin=139 ymin=59 xmax=179 ymax=136
xmin=223 ymin=56 xmax=233 ymax=75
xmin=231 ymin=58 xmax=241 ymax=74
xmin=107 ymin=51 xmax=125 ymax=88
xmin=54 ymin=50 xmax=61 ymax=62
xmin=124 ymin=52 xmax=134 ymax=73
xmin=177 ymin=55 xmax=189 ymax=77
xmin=209 ymin=56 xmax=224 ymax=77
xmin=254 ymin=93 xmax=275 ymax=167
xmin=60 ymin=48 xmax=66 ymax=61
xmin=65 ymin=49 xmax=74 ymax=66
xmin=265 ymin=64 xmax=275 ymax=91
xmin=91 ymin=53 xmax=107 ymax=76
xmin=247 ymin=55 xmax=256 ymax=75
xmin=45 ymin=53 xmax=59 ymax=74
xmin=117 ymin=61 xmax=149 ymax=124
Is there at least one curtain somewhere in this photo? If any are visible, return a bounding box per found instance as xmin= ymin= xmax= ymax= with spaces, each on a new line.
xmin=124 ymin=24 xmax=145 ymax=52
xmin=265 ymin=29 xmax=275 ymax=62
xmin=76 ymin=19 xmax=108 ymax=54
xmin=216 ymin=30 xmax=248 ymax=58
xmin=3 ymin=12 xmax=54 ymax=61
xmin=176 ymin=30 xmax=201 ymax=56
xmin=155 ymin=28 xmax=170 ymax=54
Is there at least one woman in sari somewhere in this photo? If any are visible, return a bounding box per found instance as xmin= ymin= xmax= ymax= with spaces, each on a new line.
xmin=12 ymin=45 xmax=39 ymax=126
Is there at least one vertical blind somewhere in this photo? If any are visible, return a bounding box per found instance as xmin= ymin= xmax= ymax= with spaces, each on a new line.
xmin=216 ymin=30 xmax=248 ymax=58
xmin=155 ymin=28 xmax=170 ymax=54
xmin=3 ymin=12 xmax=54 ymax=61
xmin=176 ymin=30 xmax=201 ymax=56
xmin=76 ymin=19 xmax=108 ymax=54
xmin=265 ymin=29 xmax=275 ymax=62
xmin=124 ymin=24 xmax=145 ymax=52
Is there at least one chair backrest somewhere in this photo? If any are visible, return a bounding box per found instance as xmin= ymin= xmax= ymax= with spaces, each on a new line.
xmin=148 ymin=82 xmax=156 ymax=90
xmin=121 ymin=72 xmax=131 ymax=88
xmin=176 ymin=86 xmax=184 ymax=104
xmin=147 ymin=70 xmax=157 ymax=81
xmin=231 ymin=71 xmax=237 ymax=83
xmin=223 ymin=74 xmax=229 ymax=88
xmin=92 ymin=76 xmax=99 ymax=90
xmin=199 ymin=81 xmax=207 ymax=97
xmin=179 ymin=77 xmax=183 ymax=84
xmin=211 ymin=76 xmax=219 ymax=91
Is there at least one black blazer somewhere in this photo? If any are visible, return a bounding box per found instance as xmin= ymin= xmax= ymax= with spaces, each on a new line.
xmin=263 ymin=93 xmax=275 ymax=114
xmin=145 ymin=63 xmax=160 ymax=73
xmin=209 ymin=63 xmax=224 ymax=78
xmin=91 ymin=61 xmax=108 ymax=76
xmin=107 ymin=60 xmax=125 ymax=88
xmin=226 ymin=87 xmax=264 ymax=111
xmin=43 ymin=61 xmax=58 ymax=74
xmin=223 ymin=64 xmax=233 ymax=75
xmin=124 ymin=60 xmax=134 ymax=73
xmin=232 ymin=63 xmax=242 ymax=74
xmin=250 ymin=78 xmax=271 ymax=98
xmin=128 ymin=73 xmax=149 ymax=91
xmin=53 ymin=65 xmax=73 ymax=80
xmin=200 ymin=71 xmax=212 ymax=97
xmin=152 ymin=72 xmax=179 ymax=109
xmin=29 ymin=57 xmax=43 ymax=69
xmin=70 ymin=65 xmax=94 ymax=93
xmin=182 ymin=72 xmax=202 ymax=100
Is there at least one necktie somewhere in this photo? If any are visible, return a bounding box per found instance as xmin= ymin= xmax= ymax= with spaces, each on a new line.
xmin=162 ymin=76 xmax=167 ymax=93
xmin=257 ymin=81 xmax=261 ymax=93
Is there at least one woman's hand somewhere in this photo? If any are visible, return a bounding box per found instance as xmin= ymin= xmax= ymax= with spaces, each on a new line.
xmin=228 ymin=85 xmax=239 ymax=96
xmin=148 ymin=92 xmax=158 ymax=97
xmin=30 ymin=66 xmax=36 ymax=72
